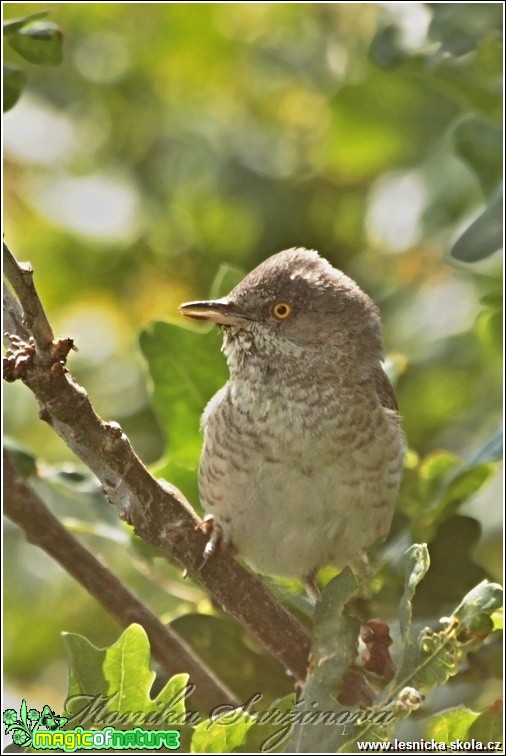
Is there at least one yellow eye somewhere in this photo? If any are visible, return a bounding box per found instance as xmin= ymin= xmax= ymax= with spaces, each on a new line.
xmin=272 ymin=302 xmax=293 ymax=320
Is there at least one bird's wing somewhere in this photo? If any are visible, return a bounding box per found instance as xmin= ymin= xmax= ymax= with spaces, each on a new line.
xmin=373 ymin=366 xmax=398 ymax=412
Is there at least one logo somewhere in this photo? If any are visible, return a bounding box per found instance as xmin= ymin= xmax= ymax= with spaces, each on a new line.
xmin=3 ymin=699 xmax=181 ymax=751
xmin=3 ymin=700 xmax=68 ymax=748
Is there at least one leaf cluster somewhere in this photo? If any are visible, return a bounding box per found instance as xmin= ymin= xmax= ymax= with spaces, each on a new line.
xmin=3 ymin=11 xmax=63 ymax=111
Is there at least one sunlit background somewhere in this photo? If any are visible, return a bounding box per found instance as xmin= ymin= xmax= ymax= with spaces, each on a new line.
xmin=3 ymin=1 xmax=502 ymax=740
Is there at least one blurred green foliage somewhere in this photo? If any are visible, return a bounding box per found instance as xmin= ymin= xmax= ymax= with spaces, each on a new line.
xmin=3 ymin=1 xmax=502 ymax=746
xmin=3 ymin=10 xmax=62 ymax=110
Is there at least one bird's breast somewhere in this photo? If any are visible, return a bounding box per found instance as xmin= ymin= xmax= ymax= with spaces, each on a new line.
xmin=198 ymin=378 xmax=404 ymax=578
xmin=202 ymin=376 xmax=403 ymax=472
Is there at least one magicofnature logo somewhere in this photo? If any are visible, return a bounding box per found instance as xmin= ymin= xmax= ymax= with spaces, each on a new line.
xmin=3 ymin=698 xmax=181 ymax=751
xmin=3 ymin=699 xmax=68 ymax=747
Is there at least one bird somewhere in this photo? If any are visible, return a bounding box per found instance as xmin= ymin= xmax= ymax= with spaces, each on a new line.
xmin=179 ymin=248 xmax=405 ymax=597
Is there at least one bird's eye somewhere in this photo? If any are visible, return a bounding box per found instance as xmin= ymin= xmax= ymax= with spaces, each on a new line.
xmin=272 ymin=302 xmax=293 ymax=320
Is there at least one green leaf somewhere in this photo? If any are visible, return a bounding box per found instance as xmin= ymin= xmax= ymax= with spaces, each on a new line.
xmin=426 ymin=706 xmax=479 ymax=743
xmin=469 ymin=701 xmax=503 ymax=743
xmin=139 ymin=319 xmax=226 ymax=503
xmin=191 ymin=710 xmax=256 ymax=753
xmin=63 ymin=625 xmax=191 ymax=737
xmin=406 ymin=631 xmax=463 ymax=690
xmin=399 ymin=452 xmax=483 ymax=543
xmin=9 ymin=21 xmax=63 ymax=65
xmin=399 ymin=544 xmax=430 ymax=642
xmin=369 ymin=24 xmax=406 ymax=69
xmin=312 ymin=567 xmax=360 ymax=660
xmin=438 ymin=463 xmax=494 ymax=511
xmin=190 ymin=692 xmax=297 ymax=753
xmin=451 ymin=184 xmax=502 ymax=262
xmin=491 ymin=607 xmax=503 ymax=631
xmin=241 ymin=694 xmax=296 ymax=753
xmin=418 ymin=451 xmax=460 ymax=498
xmin=102 ymin=624 xmax=160 ymax=711
xmin=418 ymin=451 xmax=460 ymax=481
xmin=476 ymin=307 xmax=503 ymax=352
xmin=287 ymin=568 xmax=360 ymax=753
xmin=452 ymin=116 xmax=503 ymax=196
xmin=428 ymin=3 xmax=502 ymax=58
xmin=62 ymin=632 xmax=108 ymax=714
xmin=480 ymin=290 xmax=502 ymax=310
xmin=4 ymin=436 xmax=37 ymax=478
xmin=426 ymin=702 xmax=503 ymax=746
xmin=340 ymin=570 xmax=503 ymax=751
xmin=453 ymin=579 xmax=503 ymax=636
xmin=401 ymin=448 xmax=497 ymax=546
xmin=141 ymin=264 xmax=245 ymax=502
xmin=403 ymin=582 xmax=503 ymax=693
xmin=3 ymin=11 xmax=49 ymax=35
xmin=3 ymin=64 xmax=26 ymax=112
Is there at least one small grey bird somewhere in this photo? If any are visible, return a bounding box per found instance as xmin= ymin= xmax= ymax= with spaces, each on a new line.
xmin=180 ymin=248 xmax=405 ymax=594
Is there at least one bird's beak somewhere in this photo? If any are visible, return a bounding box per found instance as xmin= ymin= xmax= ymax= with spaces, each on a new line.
xmin=178 ymin=298 xmax=251 ymax=326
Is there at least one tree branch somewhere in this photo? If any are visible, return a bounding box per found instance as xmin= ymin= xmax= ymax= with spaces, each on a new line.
xmin=2 ymin=241 xmax=311 ymax=681
xmin=3 ymin=282 xmax=30 ymax=345
xmin=4 ymin=452 xmax=239 ymax=711
xmin=3 ymin=241 xmax=54 ymax=350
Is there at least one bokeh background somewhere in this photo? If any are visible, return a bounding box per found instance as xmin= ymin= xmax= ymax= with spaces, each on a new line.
xmin=3 ymin=1 xmax=503 ymax=741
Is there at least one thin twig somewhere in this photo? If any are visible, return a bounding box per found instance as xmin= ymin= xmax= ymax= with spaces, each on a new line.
xmin=2 ymin=241 xmax=311 ymax=681
xmin=3 ymin=282 xmax=30 ymax=345
xmin=3 ymin=241 xmax=54 ymax=349
xmin=4 ymin=451 xmax=240 ymax=711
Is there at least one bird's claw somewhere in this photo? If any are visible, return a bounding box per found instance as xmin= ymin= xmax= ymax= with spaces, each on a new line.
xmin=196 ymin=514 xmax=224 ymax=571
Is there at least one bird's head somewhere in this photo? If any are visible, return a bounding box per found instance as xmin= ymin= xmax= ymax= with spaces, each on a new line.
xmin=180 ymin=248 xmax=383 ymax=375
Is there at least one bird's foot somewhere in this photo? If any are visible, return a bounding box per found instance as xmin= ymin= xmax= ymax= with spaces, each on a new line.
xmin=195 ymin=514 xmax=227 ymax=571
xmin=302 ymin=571 xmax=320 ymax=603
